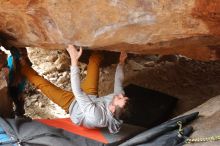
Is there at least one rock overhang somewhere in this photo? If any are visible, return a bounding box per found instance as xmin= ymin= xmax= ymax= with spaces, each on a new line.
xmin=0 ymin=0 xmax=219 ymax=61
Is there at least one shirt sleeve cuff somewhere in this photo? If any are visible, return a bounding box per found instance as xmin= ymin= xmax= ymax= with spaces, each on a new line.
xmin=70 ymin=66 xmax=80 ymax=74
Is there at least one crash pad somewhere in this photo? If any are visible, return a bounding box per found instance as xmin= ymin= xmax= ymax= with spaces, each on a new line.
xmin=38 ymin=118 xmax=144 ymax=145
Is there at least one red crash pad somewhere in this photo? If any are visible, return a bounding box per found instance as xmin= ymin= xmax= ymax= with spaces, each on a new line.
xmin=38 ymin=118 xmax=107 ymax=143
xmin=38 ymin=118 xmax=144 ymax=144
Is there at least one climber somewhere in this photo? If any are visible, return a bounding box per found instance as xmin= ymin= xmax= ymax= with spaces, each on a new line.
xmin=0 ymin=46 xmax=30 ymax=117
xmin=20 ymin=45 xmax=129 ymax=133
xmin=5 ymin=47 xmax=31 ymax=118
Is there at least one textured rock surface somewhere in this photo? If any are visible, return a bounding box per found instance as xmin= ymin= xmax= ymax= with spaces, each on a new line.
xmin=0 ymin=71 xmax=13 ymax=117
xmin=0 ymin=0 xmax=219 ymax=60
xmin=185 ymin=95 xmax=220 ymax=146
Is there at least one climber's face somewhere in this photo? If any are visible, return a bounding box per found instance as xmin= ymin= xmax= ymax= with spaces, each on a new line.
xmin=110 ymin=93 xmax=129 ymax=119
xmin=112 ymin=93 xmax=129 ymax=109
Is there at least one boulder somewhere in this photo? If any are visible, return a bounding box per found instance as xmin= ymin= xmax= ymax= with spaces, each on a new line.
xmin=184 ymin=95 xmax=220 ymax=146
xmin=0 ymin=0 xmax=219 ymax=60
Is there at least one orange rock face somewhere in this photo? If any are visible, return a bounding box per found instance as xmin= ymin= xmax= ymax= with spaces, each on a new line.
xmin=0 ymin=0 xmax=219 ymax=60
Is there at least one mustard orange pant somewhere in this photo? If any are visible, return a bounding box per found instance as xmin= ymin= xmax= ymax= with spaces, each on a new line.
xmin=21 ymin=53 xmax=102 ymax=112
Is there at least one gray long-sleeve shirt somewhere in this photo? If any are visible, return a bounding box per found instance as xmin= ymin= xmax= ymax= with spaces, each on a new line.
xmin=69 ymin=64 xmax=125 ymax=133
